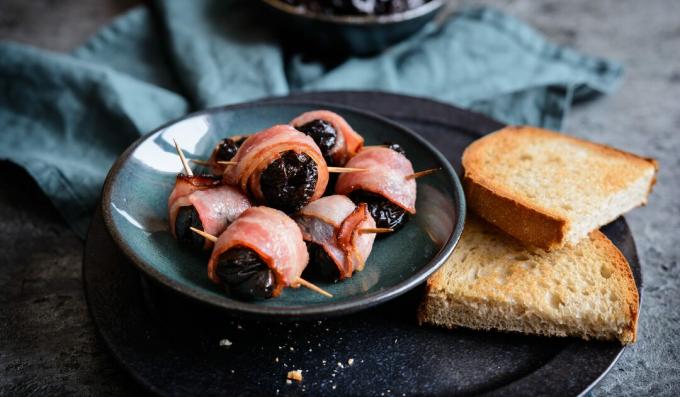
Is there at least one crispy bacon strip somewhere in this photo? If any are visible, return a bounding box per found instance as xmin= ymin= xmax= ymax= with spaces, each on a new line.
xmin=168 ymin=174 xmax=251 ymax=249
xmin=167 ymin=174 xmax=220 ymax=207
xmin=290 ymin=110 xmax=364 ymax=165
xmin=207 ymin=207 xmax=309 ymax=297
xmin=335 ymin=146 xmax=417 ymax=213
xmin=222 ymin=125 xmax=329 ymax=204
xmin=295 ymin=195 xmax=376 ymax=279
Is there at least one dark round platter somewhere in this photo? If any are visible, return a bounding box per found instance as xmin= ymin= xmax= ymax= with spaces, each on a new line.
xmin=84 ymin=91 xmax=642 ymax=396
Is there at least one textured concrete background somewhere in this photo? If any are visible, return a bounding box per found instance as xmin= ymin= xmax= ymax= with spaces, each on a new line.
xmin=0 ymin=0 xmax=678 ymax=395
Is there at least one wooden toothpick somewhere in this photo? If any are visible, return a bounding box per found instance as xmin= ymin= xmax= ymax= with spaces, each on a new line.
xmin=296 ymin=278 xmax=333 ymax=298
xmin=172 ymin=138 xmax=193 ymax=176
xmin=327 ymin=167 xmax=366 ymax=173
xmin=191 ymin=159 xmax=211 ymax=166
xmin=190 ymin=227 xmax=217 ymax=242
xmin=405 ymin=167 xmax=441 ymax=180
xmin=359 ymin=228 xmax=394 ymax=234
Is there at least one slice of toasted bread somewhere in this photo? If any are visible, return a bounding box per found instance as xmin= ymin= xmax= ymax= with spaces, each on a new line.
xmin=462 ymin=126 xmax=657 ymax=250
xmin=418 ymin=216 xmax=639 ymax=344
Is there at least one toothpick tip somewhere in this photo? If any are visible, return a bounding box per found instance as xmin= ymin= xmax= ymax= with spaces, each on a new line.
xmin=173 ymin=138 xmax=194 ymax=176
xmin=406 ymin=167 xmax=441 ymax=180
xmin=189 ymin=226 xmax=217 ymax=242
xmin=359 ymin=227 xmax=394 ymax=234
xmin=297 ymin=278 xmax=333 ymax=298
xmin=327 ymin=167 xmax=367 ymax=173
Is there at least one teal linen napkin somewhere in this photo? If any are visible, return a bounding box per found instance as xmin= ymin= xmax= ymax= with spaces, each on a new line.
xmin=0 ymin=1 xmax=622 ymax=237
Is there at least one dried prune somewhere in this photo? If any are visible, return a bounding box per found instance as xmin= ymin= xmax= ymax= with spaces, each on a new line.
xmin=260 ymin=151 xmax=318 ymax=213
xmin=295 ymin=119 xmax=337 ymax=165
xmin=303 ymin=242 xmax=340 ymax=282
xmin=349 ymin=190 xmax=408 ymax=231
xmin=214 ymin=136 xmax=248 ymax=162
xmin=175 ymin=206 xmax=205 ymax=249
xmin=216 ymin=247 xmax=275 ymax=300
xmin=383 ymin=142 xmax=406 ymax=156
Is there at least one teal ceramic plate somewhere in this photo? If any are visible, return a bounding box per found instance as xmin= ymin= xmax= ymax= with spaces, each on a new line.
xmin=101 ymin=101 xmax=465 ymax=318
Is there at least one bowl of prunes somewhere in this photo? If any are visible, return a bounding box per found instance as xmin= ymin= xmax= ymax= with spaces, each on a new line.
xmin=260 ymin=0 xmax=446 ymax=56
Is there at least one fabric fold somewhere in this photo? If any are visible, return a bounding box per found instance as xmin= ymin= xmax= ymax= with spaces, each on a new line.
xmin=0 ymin=42 xmax=188 ymax=235
xmin=0 ymin=1 xmax=623 ymax=237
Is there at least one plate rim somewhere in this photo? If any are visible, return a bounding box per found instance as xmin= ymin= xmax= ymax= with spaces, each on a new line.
xmin=100 ymin=99 xmax=467 ymax=318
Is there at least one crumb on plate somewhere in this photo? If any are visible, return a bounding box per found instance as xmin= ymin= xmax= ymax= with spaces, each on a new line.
xmin=287 ymin=369 xmax=303 ymax=383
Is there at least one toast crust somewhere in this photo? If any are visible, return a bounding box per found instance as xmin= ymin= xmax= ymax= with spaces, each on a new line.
xmin=418 ymin=219 xmax=640 ymax=344
xmin=462 ymin=126 xmax=658 ymax=250
xmin=591 ymin=230 xmax=639 ymax=343
xmin=463 ymin=173 xmax=568 ymax=249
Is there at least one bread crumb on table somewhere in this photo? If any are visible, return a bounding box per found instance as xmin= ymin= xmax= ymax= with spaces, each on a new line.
xmin=287 ymin=369 xmax=303 ymax=383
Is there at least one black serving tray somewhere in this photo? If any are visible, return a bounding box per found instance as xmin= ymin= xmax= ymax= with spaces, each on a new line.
xmin=84 ymin=91 xmax=642 ymax=396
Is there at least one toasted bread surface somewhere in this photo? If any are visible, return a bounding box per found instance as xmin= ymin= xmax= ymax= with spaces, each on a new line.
xmin=462 ymin=126 xmax=658 ymax=249
xmin=418 ymin=216 xmax=639 ymax=344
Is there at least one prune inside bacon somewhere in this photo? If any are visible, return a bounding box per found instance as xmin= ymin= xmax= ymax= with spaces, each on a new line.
xmin=303 ymin=242 xmax=340 ymax=282
xmin=260 ymin=151 xmax=319 ymax=213
xmin=279 ymin=0 xmax=429 ymax=15
xmin=295 ymin=120 xmax=337 ymax=165
xmin=214 ymin=136 xmax=248 ymax=162
xmin=384 ymin=142 xmax=406 ymax=156
xmin=175 ymin=206 xmax=205 ymax=249
xmin=349 ymin=190 xmax=408 ymax=231
xmin=216 ymin=247 xmax=275 ymax=300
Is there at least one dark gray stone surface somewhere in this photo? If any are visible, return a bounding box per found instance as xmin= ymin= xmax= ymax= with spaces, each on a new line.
xmin=0 ymin=0 xmax=678 ymax=395
xmin=0 ymin=164 xmax=142 ymax=396
xmin=470 ymin=1 xmax=680 ymax=395
xmin=0 ymin=0 xmax=138 ymax=51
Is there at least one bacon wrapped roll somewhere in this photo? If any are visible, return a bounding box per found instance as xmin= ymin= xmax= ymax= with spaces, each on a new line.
xmin=291 ymin=110 xmax=364 ymax=166
xmin=335 ymin=146 xmax=416 ymax=230
xmin=294 ymin=195 xmax=376 ymax=281
xmin=207 ymin=206 xmax=309 ymax=299
xmin=223 ymin=125 xmax=329 ymax=213
xmin=168 ymin=174 xmax=251 ymax=250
